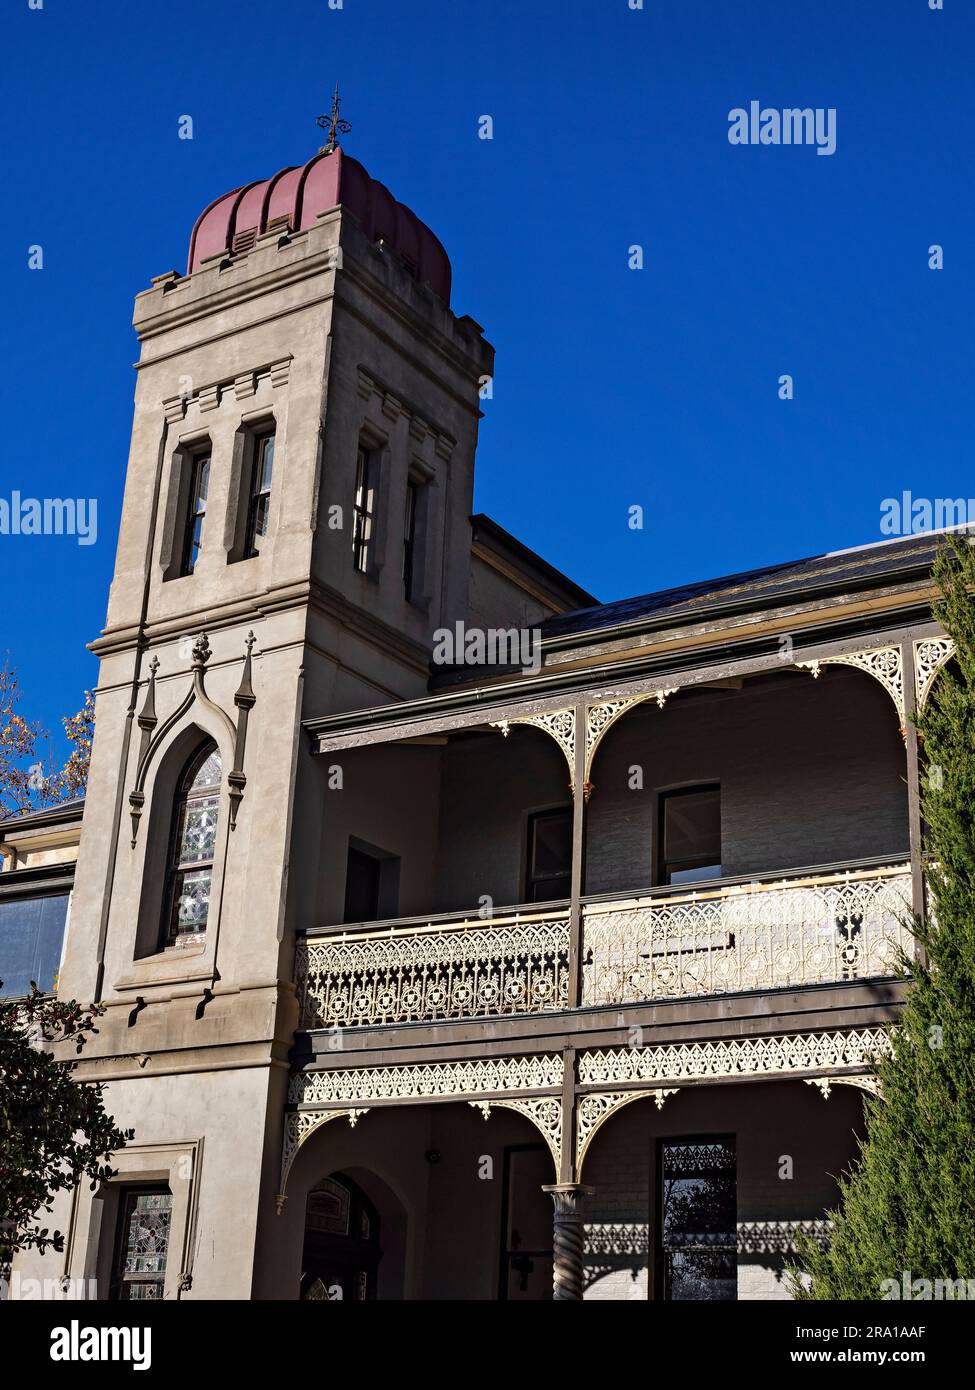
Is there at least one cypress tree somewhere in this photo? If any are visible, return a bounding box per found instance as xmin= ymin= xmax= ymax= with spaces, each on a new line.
xmin=794 ymin=538 xmax=975 ymax=1299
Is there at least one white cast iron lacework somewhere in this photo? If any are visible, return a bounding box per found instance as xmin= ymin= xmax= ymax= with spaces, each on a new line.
xmin=581 ymin=863 xmax=912 ymax=1007
xmin=804 ymin=1074 xmax=882 ymax=1099
xmin=296 ymin=913 xmax=570 ymax=1029
xmin=796 ymin=645 xmax=905 ymax=725
xmin=913 ymin=637 xmax=955 ymax=712
xmin=577 ymin=1028 xmax=891 ymax=1087
xmin=469 ymin=1098 xmax=563 ymax=1175
xmin=583 ymin=691 xmax=676 ymax=784
xmin=492 ymin=709 xmax=575 ymax=785
xmin=576 ymin=1089 xmax=678 ymax=1175
xmin=278 ymin=1108 xmax=369 ymax=1204
xmin=289 ymin=1053 xmax=564 ymax=1107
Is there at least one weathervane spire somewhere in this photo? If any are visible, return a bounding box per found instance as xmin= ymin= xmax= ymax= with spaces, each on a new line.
xmin=316 ymin=82 xmax=352 ymax=155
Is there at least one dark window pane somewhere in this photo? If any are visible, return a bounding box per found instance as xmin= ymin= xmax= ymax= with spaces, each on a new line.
xmin=0 ymin=893 xmax=70 ymax=996
xmin=403 ymin=480 xmax=419 ymax=600
xmin=661 ymin=786 xmax=721 ymax=884
xmin=526 ymin=809 xmax=572 ymax=903
xmin=344 ymin=847 xmax=381 ymax=923
xmin=660 ymin=1139 xmax=737 ymax=1301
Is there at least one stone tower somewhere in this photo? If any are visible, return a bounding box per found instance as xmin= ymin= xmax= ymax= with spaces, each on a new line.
xmin=44 ymin=139 xmax=495 ymax=1298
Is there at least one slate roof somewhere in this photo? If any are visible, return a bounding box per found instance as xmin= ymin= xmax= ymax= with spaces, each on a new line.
xmin=540 ymin=529 xmax=963 ymax=644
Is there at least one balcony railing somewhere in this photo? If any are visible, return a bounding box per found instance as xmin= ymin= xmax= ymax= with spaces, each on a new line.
xmin=581 ymin=861 xmax=913 ymax=1007
xmin=295 ymin=860 xmax=913 ymax=1030
xmin=296 ymin=907 xmax=571 ymax=1029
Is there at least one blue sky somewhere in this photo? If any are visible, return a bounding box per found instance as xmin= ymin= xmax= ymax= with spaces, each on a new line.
xmin=1 ymin=0 xmax=971 ymax=746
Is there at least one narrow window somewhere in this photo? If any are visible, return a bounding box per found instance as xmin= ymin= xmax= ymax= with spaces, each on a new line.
xmin=658 ymin=1138 xmax=736 ymax=1301
xmin=181 ymin=453 xmax=210 ymax=576
xmin=245 ymin=431 xmax=275 ymax=558
xmin=162 ymin=743 xmax=222 ymax=947
xmin=110 ymin=1186 xmax=173 ymax=1301
xmin=343 ymin=840 xmax=400 ymax=924
xmin=659 ymin=785 xmax=721 ymax=885
xmin=403 ymin=478 xmax=419 ymax=600
xmin=352 ymin=446 xmax=378 ymax=573
xmin=525 ymin=808 xmax=572 ymax=903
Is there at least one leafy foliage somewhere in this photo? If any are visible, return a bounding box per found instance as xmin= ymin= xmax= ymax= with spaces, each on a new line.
xmin=0 ymin=984 xmax=132 ymax=1258
xmin=0 ymin=659 xmax=93 ymax=818
xmin=793 ymin=538 xmax=975 ymax=1299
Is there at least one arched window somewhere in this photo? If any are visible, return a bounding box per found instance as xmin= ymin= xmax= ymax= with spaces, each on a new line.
xmin=161 ymin=742 xmax=222 ymax=948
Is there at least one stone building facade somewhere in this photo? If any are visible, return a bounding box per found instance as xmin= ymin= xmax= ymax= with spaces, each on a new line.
xmin=1 ymin=135 xmax=958 ymax=1301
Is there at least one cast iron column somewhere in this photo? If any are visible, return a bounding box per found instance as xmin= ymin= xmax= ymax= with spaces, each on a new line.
xmin=542 ymin=1183 xmax=594 ymax=1300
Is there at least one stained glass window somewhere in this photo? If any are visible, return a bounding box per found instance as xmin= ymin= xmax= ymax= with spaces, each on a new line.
xmin=111 ymin=1187 xmax=173 ymax=1301
xmin=163 ymin=743 xmax=222 ymax=947
xmin=659 ymin=1138 xmax=737 ymax=1301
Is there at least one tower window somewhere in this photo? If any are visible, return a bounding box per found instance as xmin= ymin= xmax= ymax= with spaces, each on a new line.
xmin=658 ymin=785 xmax=721 ymax=886
xmin=162 ymin=742 xmax=222 ymax=947
xmin=352 ymin=446 xmax=378 ymax=573
xmin=245 ymin=431 xmax=275 ymax=558
xmin=403 ymin=478 xmax=419 ymax=600
xmin=181 ymin=453 xmax=210 ymax=576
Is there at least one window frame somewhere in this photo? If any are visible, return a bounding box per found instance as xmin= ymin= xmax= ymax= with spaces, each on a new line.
xmin=656 ymin=783 xmax=722 ymax=887
xmin=243 ymin=428 xmax=276 ymax=559
xmin=655 ymin=1134 xmax=737 ymax=1302
xmin=524 ymin=805 xmax=573 ymax=904
xmin=352 ymin=444 xmax=379 ymax=574
xmin=180 ymin=450 xmax=211 ymax=577
xmin=403 ymin=476 xmax=420 ymax=600
xmin=109 ymin=1183 xmax=174 ymax=1302
xmin=160 ymin=742 xmax=222 ymax=950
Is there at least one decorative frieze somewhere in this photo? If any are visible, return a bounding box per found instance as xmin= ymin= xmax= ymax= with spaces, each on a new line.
xmin=578 ymin=1027 xmax=890 ymax=1089
xmin=289 ymin=1052 xmax=564 ymax=1108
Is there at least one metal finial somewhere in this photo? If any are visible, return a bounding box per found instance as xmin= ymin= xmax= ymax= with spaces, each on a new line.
xmin=316 ymin=82 xmax=352 ymax=155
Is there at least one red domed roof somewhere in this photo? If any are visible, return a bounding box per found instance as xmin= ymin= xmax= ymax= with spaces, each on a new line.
xmin=187 ymin=147 xmax=452 ymax=303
